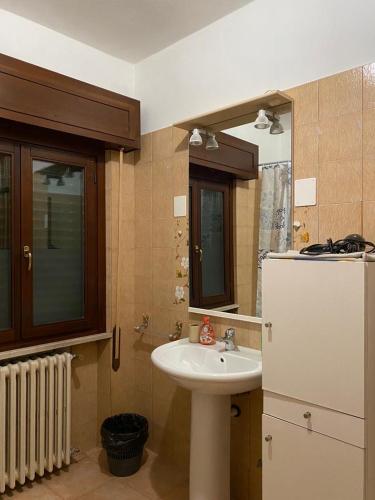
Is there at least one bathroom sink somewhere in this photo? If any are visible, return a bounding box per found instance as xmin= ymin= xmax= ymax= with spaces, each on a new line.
xmin=151 ymin=338 xmax=262 ymax=395
xmin=152 ymin=338 xmax=262 ymax=500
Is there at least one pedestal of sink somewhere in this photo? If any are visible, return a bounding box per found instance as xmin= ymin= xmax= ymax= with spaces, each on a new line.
xmin=190 ymin=392 xmax=231 ymax=500
xmin=151 ymin=339 xmax=262 ymax=500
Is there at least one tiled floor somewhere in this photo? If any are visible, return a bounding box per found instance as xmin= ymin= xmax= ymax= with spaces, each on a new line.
xmin=1 ymin=449 xmax=189 ymax=500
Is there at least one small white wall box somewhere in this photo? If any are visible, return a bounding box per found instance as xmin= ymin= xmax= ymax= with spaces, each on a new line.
xmin=294 ymin=178 xmax=317 ymax=207
xmin=174 ymin=195 xmax=187 ymax=217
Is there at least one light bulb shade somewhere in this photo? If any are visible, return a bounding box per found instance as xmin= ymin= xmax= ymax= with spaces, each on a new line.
xmin=190 ymin=128 xmax=203 ymax=146
xmin=206 ymin=133 xmax=219 ymax=150
xmin=254 ymin=109 xmax=270 ymax=129
xmin=270 ymin=119 xmax=284 ymax=134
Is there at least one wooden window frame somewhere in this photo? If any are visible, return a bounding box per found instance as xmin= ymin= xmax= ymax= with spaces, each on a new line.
xmin=189 ymin=164 xmax=234 ymax=309
xmin=0 ymin=124 xmax=105 ymax=351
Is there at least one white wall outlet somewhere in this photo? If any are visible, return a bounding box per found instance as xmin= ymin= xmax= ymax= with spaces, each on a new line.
xmin=174 ymin=195 xmax=187 ymax=217
xmin=294 ymin=178 xmax=317 ymax=207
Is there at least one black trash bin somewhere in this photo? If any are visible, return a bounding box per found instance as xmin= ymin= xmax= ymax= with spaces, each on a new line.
xmin=101 ymin=413 xmax=148 ymax=477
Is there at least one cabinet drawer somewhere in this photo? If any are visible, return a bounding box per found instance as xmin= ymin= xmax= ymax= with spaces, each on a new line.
xmin=264 ymin=391 xmax=365 ymax=447
xmin=263 ymin=414 xmax=365 ymax=500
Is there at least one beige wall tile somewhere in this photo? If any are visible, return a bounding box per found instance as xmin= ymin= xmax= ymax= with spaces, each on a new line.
xmin=318 ymin=159 xmax=362 ymax=204
xmin=286 ymin=81 xmax=318 ymax=126
xmin=152 ymin=218 xmax=174 ymax=248
xmin=152 ymin=279 xmax=175 ymax=309
xmin=71 ymin=343 xmax=98 ymax=451
xmin=363 ymin=202 xmax=375 ymax=241
xmin=151 ymin=307 xmax=171 ymax=337
xmin=363 ymin=158 xmax=375 ymax=201
xmin=152 ymin=247 xmax=174 ymax=281
xmin=173 ymin=126 xmax=189 ymax=158
xmin=318 ymin=68 xmax=362 ymax=120
xmin=363 ymin=63 xmax=375 ymax=111
xmin=152 ymin=190 xmax=173 ymax=219
xmin=318 ymin=113 xmax=362 ymax=162
xmin=152 ymin=127 xmax=174 ymax=160
xmin=293 ymin=123 xmax=319 ymax=179
xmin=318 ymin=203 xmax=362 ymax=241
xmin=134 ymin=216 xmax=151 ymax=249
xmin=135 ymin=189 xmax=152 ymax=221
xmin=135 ymin=247 xmax=152 ymax=278
xmin=121 ymin=191 xmax=135 ymax=222
xmin=118 ymin=303 xmax=135 ymax=335
xmin=173 ymin=156 xmax=189 ymax=195
xmin=96 ymin=339 xmax=112 ymax=441
xmin=135 ymin=160 xmax=152 ymax=193
xmin=136 ymin=132 xmax=153 ymax=163
xmin=134 ymin=359 xmax=152 ymax=394
xmin=134 ymin=279 xmax=152 ymax=307
xmin=363 ymin=110 xmax=375 ymax=159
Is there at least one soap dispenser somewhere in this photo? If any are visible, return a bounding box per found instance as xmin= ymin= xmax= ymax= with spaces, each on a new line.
xmin=200 ymin=316 xmax=216 ymax=345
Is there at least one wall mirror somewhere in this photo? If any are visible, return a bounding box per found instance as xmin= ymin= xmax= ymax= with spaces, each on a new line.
xmin=182 ymin=93 xmax=293 ymax=321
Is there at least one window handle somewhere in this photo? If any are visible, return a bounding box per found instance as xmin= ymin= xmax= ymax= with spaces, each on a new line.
xmin=23 ymin=245 xmax=32 ymax=271
xmin=194 ymin=245 xmax=203 ymax=262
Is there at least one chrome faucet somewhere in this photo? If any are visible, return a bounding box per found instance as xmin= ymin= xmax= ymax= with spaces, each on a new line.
xmin=220 ymin=328 xmax=238 ymax=351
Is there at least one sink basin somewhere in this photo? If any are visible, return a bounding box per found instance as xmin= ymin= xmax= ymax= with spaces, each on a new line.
xmin=151 ymin=338 xmax=262 ymax=395
xmin=151 ymin=338 xmax=262 ymax=500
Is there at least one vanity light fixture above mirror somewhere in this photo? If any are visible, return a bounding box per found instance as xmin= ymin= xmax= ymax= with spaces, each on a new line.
xmin=189 ymin=128 xmax=219 ymax=150
xmin=254 ymin=109 xmax=284 ymax=134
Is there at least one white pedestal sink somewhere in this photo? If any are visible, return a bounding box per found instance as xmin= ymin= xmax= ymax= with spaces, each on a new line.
xmin=151 ymin=339 xmax=262 ymax=500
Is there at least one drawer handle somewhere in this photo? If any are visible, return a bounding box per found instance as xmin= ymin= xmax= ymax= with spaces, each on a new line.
xmin=264 ymin=322 xmax=272 ymax=328
xmin=303 ymin=411 xmax=312 ymax=419
xmin=265 ymin=434 xmax=272 ymax=442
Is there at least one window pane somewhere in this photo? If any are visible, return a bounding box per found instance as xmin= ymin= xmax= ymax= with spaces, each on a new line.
xmin=201 ymin=189 xmax=225 ymax=297
xmin=0 ymin=154 xmax=11 ymax=331
xmin=33 ymin=161 xmax=84 ymax=325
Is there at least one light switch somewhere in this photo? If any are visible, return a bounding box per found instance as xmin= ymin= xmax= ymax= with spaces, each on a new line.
xmin=294 ymin=178 xmax=316 ymax=207
xmin=174 ymin=195 xmax=187 ymax=217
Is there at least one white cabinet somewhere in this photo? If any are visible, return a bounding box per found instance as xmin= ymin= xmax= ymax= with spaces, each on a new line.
xmin=263 ymin=415 xmax=365 ymax=500
xmin=262 ymin=259 xmax=375 ymax=500
xmin=262 ymin=259 xmax=365 ymax=417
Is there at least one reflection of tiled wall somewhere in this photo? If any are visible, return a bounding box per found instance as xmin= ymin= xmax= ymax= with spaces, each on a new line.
xmin=288 ymin=65 xmax=375 ymax=247
xmin=234 ymin=178 xmax=261 ymax=316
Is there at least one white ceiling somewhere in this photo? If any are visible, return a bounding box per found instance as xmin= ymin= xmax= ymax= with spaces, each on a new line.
xmin=0 ymin=0 xmax=251 ymax=63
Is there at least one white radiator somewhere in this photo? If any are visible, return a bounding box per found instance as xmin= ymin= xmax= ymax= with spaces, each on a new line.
xmin=0 ymin=352 xmax=72 ymax=493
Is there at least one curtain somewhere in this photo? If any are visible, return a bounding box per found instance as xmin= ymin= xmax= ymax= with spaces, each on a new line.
xmin=256 ymin=161 xmax=292 ymax=316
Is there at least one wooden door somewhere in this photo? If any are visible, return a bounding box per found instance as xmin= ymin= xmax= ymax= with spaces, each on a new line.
xmin=263 ymin=415 xmax=364 ymax=500
xmin=262 ymin=259 xmax=365 ymax=417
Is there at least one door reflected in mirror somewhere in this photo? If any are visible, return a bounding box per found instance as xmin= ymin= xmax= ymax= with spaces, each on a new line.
xmin=189 ymin=108 xmax=292 ymax=318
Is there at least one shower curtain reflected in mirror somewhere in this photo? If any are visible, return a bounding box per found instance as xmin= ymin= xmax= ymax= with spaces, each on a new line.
xmin=256 ymin=161 xmax=292 ymax=316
